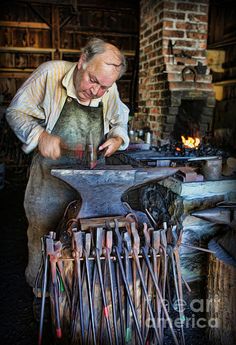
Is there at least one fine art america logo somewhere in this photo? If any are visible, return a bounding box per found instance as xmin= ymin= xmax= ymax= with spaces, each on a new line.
xmin=145 ymin=297 xmax=219 ymax=329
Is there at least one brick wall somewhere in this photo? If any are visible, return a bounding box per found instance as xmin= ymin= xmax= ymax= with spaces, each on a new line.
xmin=136 ymin=0 xmax=215 ymax=144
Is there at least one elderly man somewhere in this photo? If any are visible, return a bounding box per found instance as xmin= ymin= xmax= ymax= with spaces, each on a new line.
xmin=6 ymin=38 xmax=129 ymax=289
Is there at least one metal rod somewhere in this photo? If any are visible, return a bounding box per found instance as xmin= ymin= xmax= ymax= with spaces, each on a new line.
xmin=106 ymin=229 xmax=119 ymax=345
xmin=114 ymin=246 xmax=144 ymax=345
xmin=84 ymin=234 xmax=96 ymax=345
xmin=38 ymin=238 xmax=48 ymax=345
xmin=107 ymin=248 xmax=119 ymax=345
xmin=116 ymin=262 xmax=125 ymax=345
xmin=72 ymin=255 xmax=85 ymax=343
xmin=95 ymin=248 xmax=113 ymax=345
xmin=142 ymin=249 xmax=180 ymax=345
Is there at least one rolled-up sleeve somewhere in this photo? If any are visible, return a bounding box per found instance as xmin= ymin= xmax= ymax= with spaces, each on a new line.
xmin=104 ymin=83 xmax=130 ymax=150
xmin=5 ymin=68 xmax=49 ymax=153
xmin=5 ymin=60 xmax=70 ymax=153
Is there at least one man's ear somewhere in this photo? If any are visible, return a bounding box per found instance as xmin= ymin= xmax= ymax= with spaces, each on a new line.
xmin=77 ymin=54 xmax=86 ymax=70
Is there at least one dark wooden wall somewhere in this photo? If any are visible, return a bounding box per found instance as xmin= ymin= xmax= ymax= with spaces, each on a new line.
xmin=0 ymin=0 xmax=139 ymax=182
xmin=0 ymin=0 xmax=139 ymax=108
xmin=208 ymin=0 xmax=236 ymax=151
xmin=1 ymin=0 xmax=235 ymax=182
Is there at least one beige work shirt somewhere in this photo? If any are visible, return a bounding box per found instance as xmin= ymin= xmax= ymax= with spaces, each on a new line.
xmin=6 ymin=60 xmax=130 ymax=153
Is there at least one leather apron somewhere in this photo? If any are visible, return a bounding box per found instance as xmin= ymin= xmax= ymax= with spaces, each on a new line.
xmin=24 ymin=97 xmax=104 ymax=287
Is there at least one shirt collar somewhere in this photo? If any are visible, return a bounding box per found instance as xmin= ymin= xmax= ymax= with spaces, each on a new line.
xmin=62 ymin=63 xmax=77 ymax=99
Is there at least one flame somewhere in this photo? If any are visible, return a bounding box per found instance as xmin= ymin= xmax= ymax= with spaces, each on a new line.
xmin=181 ymin=135 xmax=200 ymax=148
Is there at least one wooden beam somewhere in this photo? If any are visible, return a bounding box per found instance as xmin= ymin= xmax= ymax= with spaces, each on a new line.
xmin=0 ymin=21 xmax=50 ymax=30
xmin=0 ymin=47 xmax=135 ymax=57
xmin=213 ymin=79 xmax=236 ymax=86
xmin=63 ymin=30 xmax=138 ymax=38
xmin=60 ymin=48 xmax=135 ymax=57
xmin=0 ymin=69 xmax=33 ymax=78
xmin=51 ymin=5 xmax=60 ymax=52
xmin=213 ymin=80 xmax=236 ymax=100
xmin=208 ymin=36 xmax=236 ymax=49
xmin=0 ymin=68 xmax=34 ymax=72
xmin=0 ymin=47 xmax=55 ymax=53
xmin=20 ymin=0 xmax=137 ymax=12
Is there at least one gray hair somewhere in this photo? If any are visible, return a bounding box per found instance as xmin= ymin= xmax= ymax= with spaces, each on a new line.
xmin=81 ymin=37 xmax=127 ymax=79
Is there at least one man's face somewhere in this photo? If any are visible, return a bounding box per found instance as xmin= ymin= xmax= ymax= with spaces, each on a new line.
xmin=74 ymin=53 xmax=120 ymax=103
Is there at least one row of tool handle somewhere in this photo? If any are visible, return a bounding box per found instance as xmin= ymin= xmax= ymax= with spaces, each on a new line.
xmin=38 ymin=220 xmax=185 ymax=345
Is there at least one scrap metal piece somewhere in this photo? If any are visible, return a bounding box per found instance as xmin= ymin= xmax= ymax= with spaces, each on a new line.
xmin=191 ymin=207 xmax=235 ymax=225
xmin=175 ymin=167 xmax=204 ymax=182
xmin=216 ymin=201 xmax=236 ymax=208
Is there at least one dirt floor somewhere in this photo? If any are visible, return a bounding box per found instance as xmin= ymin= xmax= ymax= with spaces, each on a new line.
xmin=0 ymin=179 xmax=211 ymax=345
xmin=0 ymin=181 xmax=54 ymax=345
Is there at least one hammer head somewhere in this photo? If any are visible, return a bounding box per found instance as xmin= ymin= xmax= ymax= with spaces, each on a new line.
xmin=61 ymin=143 xmax=99 ymax=169
xmin=74 ymin=144 xmax=84 ymax=160
xmin=191 ymin=207 xmax=235 ymax=226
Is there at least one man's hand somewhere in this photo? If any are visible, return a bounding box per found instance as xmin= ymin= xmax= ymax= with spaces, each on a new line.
xmin=98 ymin=136 xmax=123 ymax=157
xmin=38 ymin=131 xmax=63 ymax=160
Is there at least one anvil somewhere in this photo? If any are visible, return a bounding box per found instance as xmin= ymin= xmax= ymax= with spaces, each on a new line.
xmin=51 ymin=165 xmax=178 ymax=219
